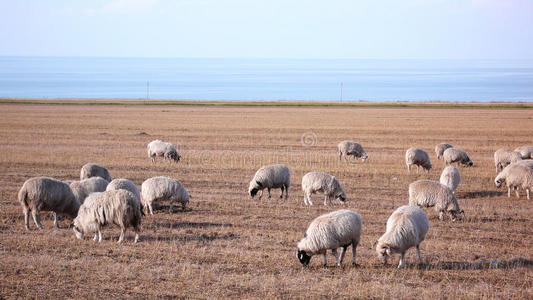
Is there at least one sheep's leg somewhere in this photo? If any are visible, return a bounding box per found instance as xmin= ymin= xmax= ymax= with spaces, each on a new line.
xmin=339 ymin=151 xmax=343 ymax=162
xmin=338 ymin=246 xmax=348 ymax=267
xmin=438 ymin=211 xmax=444 ymax=221
xmin=527 ymin=189 xmax=530 ymax=200
xmin=32 ymin=210 xmax=43 ymax=229
xmin=53 ymin=212 xmax=59 ymax=228
xmin=148 ymin=203 xmax=154 ymax=215
xmin=324 ymin=195 xmax=329 ymax=206
xmin=306 ymin=193 xmax=313 ymax=206
xmin=134 ymin=225 xmax=140 ymax=243
xmin=267 ymin=188 xmax=271 ymax=199
xmin=322 ymin=253 xmax=327 ymax=267
xmin=407 ymin=164 xmax=411 ymax=173
xmin=258 ymin=190 xmax=263 ymax=200
xmin=398 ymin=253 xmax=406 ymax=268
xmin=118 ymin=227 xmax=125 ymax=244
xmin=151 ymin=156 xmax=155 ymax=163
xmin=285 ymin=185 xmax=289 ymax=199
xmin=332 ymin=248 xmax=341 ymax=267
xmin=279 ymin=186 xmax=284 ymax=199
xmin=515 ymin=187 xmax=520 ymax=199
xmin=23 ymin=206 xmax=30 ymax=230
xmin=352 ymin=242 xmax=358 ymax=266
xmin=416 ymin=165 xmax=420 ymax=174
xmin=507 ymin=187 xmax=511 ymax=198
xmin=169 ymin=200 xmax=174 ymax=213
xmin=97 ymin=227 xmax=103 ymax=242
xmin=93 ymin=233 xmax=98 ymax=241
xmin=416 ymin=245 xmax=423 ymax=265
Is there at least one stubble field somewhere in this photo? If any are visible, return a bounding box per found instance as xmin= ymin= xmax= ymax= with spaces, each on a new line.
xmin=0 ymin=103 xmax=532 ymax=299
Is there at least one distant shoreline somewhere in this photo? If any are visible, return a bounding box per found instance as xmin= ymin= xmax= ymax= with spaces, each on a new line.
xmin=1 ymin=98 xmax=532 ymax=109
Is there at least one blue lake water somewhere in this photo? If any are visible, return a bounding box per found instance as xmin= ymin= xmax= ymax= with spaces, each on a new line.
xmin=0 ymin=56 xmax=532 ymax=102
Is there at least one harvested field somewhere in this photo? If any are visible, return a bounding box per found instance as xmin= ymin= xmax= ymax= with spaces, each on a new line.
xmin=0 ymin=102 xmax=532 ymax=298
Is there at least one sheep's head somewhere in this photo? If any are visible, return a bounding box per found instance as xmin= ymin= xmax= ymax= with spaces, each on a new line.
xmin=167 ymin=151 xmax=180 ymax=162
xmin=73 ymin=223 xmax=83 ymax=240
xmin=248 ymin=180 xmax=262 ymax=198
xmin=424 ymin=162 xmax=432 ymax=172
xmin=450 ymin=209 xmax=464 ymax=221
xmin=297 ymin=249 xmax=311 ymax=266
xmin=335 ymin=191 xmax=347 ymax=203
xmin=376 ymin=242 xmax=392 ymax=264
xmin=361 ymin=152 xmax=369 ymax=162
xmin=494 ymin=176 xmax=505 ymax=188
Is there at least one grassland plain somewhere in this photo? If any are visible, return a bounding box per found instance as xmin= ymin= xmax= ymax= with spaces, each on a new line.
xmin=0 ymin=102 xmax=532 ymax=299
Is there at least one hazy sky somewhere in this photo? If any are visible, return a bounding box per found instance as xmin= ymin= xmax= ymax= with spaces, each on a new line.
xmin=1 ymin=0 xmax=532 ymax=59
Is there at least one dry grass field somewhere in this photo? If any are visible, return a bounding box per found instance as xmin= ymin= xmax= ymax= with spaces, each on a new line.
xmin=0 ymin=102 xmax=532 ymax=299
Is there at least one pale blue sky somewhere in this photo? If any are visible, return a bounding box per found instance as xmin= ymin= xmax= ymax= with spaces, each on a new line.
xmin=1 ymin=0 xmax=532 ymax=59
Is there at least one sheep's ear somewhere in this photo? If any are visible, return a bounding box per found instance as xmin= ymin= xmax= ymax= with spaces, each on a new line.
xmin=255 ymin=181 xmax=263 ymax=188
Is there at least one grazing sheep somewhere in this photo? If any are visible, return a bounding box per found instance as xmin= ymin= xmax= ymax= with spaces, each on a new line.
xmin=80 ymin=163 xmax=112 ymax=182
xmin=514 ymin=146 xmax=533 ymax=159
xmin=297 ymin=209 xmax=362 ymax=267
xmin=435 ymin=143 xmax=453 ymax=160
xmin=494 ymin=148 xmax=522 ymax=173
xmin=443 ymin=148 xmax=473 ymax=167
xmin=106 ymin=178 xmax=143 ymax=216
xmin=405 ymin=148 xmax=432 ymax=173
xmin=70 ymin=177 xmax=109 ymax=204
xmin=73 ymin=190 xmax=141 ymax=243
xmin=408 ymin=179 xmax=463 ymax=221
xmin=495 ymin=163 xmax=533 ymax=199
xmin=301 ymin=171 xmax=347 ymax=206
xmin=147 ymin=140 xmax=181 ymax=163
xmin=18 ymin=177 xmax=80 ymax=230
xmin=376 ymin=205 xmax=429 ymax=268
xmin=338 ymin=140 xmax=368 ymax=163
xmin=141 ymin=176 xmax=189 ymax=215
xmin=439 ymin=166 xmax=460 ymax=193
xmin=248 ymin=164 xmax=290 ymax=200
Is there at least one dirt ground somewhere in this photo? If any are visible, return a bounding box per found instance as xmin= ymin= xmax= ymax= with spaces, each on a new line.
xmin=0 ymin=103 xmax=532 ymax=298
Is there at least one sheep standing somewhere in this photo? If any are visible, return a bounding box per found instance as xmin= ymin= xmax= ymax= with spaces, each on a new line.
xmin=141 ymin=176 xmax=189 ymax=214
xmin=514 ymin=146 xmax=533 ymax=159
xmin=297 ymin=209 xmax=362 ymax=267
xmin=443 ymin=148 xmax=473 ymax=167
xmin=248 ymin=164 xmax=290 ymax=200
xmin=495 ymin=164 xmax=533 ymax=199
xmin=494 ymin=148 xmax=522 ymax=173
xmin=376 ymin=205 xmax=429 ymax=268
xmin=439 ymin=166 xmax=460 ymax=193
xmin=338 ymin=140 xmax=368 ymax=163
xmin=18 ymin=177 xmax=80 ymax=230
xmin=80 ymin=163 xmax=112 ymax=182
xmin=147 ymin=140 xmax=181 ymax=163
xmin=301 ymin=171 xmax=347 ymax=206
xmin=73 ymin=190 xmax=141 ymax=243
xmin=405 ymin=148 xmax=432 ymax=173
xmin=408 ymin=179 xmax=463 ymax=221
xmin=435 ymin=143 xmax=453 ymax=160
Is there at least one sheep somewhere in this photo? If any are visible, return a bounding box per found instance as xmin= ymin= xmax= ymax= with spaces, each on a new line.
xmin=70 ymin=177 xmax=109 ymax=204
xmin=495 ymin=163 xmax=533 ymax=199
xmin=376 ymin=205 xmax=429 ymax=268
xmin=147 ymin=140 xmax=181 ymax=163
xmin=408 ymin=179 xmax=463 ymax=221
xmin=435 ymin=143 xmax=453 ymax=160
xmin=297 ymin=209 xmax=362 ymax=267
xmin=141 ymin=176 xmax=189 ymax=215
xmin=439 ymin=166 xmax=460 ymax=193
xmin=301 ymin=171 xmax=347 ymax=206
xmin=494 ymin=148 xmax=522 ymax=173
xmin=73 ymin=190 xmax=141 ymax=243
xmin=405 ymin=148 xmax=432 ymax=173
xmin=18 ymin=177 xmax=80 ymax=230
xmin=514 ymin=146 xmax=533 ymax=159
xmin=338 ymin=140 xmax=368 ymax=163
xmin=443 ymin=148 xmax=473 ymax=167
xmin=80 ymin=163 xmax=112 ymax=182
xmin=248 ymin=164 xmax=290 ymax=200
xmin=106 ymin=178 xmax=143 ymax=216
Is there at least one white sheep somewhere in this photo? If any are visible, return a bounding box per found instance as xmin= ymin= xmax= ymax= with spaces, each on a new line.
xmin=439 ymin=166 xmax=460 ymax=193
xmin=514 ymin=146 xmax=533 ymax=159
xmin=405 ymin=148 xmax=432 ymax=173
xmin=73 ymin=190 xmax=141 ymax=243
xmin=408 ymin=179 xmax=463 ymax=221
xmin=70 ymin=177 xmax=109 ymax=204
xmin=80 ymin=163 xmax=112 ymax=182
xmin=301 ymin=171 xmax=347 ymax=206
xmin=435 ymin=143 xmax=453 ymax=160
xmin=141 ymin=176 xmax=189 ymax=215
xmin=376 ymin=205 xmax=429 ymax=268
xmin=338 ymin=140 xmax=368 ymax=163
xmin=494 ymin=148 xmax=522 ymax=173
xmin=248 ymin=164 xmax=290 ymax=200
xmin=147 ymin=140 xmax=181 ymax=163
xmin=495 ymin=163 xmax=533 ymax=199
xmin=443 ymin=148 xmax=473 ymax=167
xmin=18 ymin=177 xmax=80 ymax=230
xmin=297 ymin=209 xmax=362 ymax=267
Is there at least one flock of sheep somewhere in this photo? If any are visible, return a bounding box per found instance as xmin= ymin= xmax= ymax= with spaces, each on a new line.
xmin=15 ymin=138 xmax=533 ymax=268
